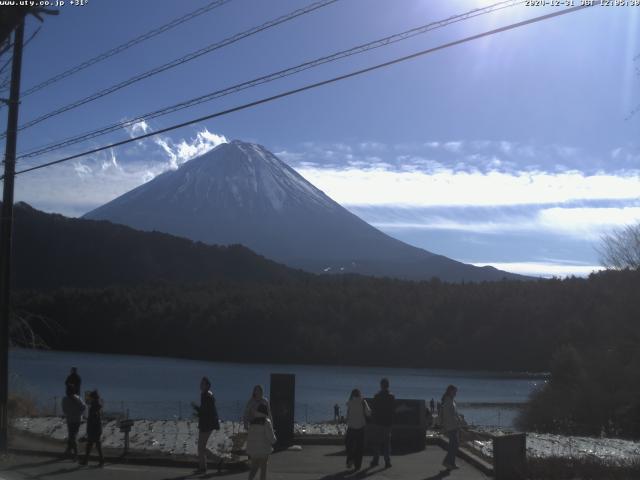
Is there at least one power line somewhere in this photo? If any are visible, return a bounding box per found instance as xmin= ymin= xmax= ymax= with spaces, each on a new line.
xmin=11 ymin=0 xmax=233 ymax=98
xmin=12 ymin=3 xmax=595 ymax=178
xmin=17 ymin=0 xmax=523 ymax=161
xmin=0 ymin=27 xmax=39 ymax=88
xmin=4 ymin=0 xmax=340 ymax=137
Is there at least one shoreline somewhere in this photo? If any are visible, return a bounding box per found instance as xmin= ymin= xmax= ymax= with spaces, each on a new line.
xmin=10 ymin=347 xmax=550 ymax=378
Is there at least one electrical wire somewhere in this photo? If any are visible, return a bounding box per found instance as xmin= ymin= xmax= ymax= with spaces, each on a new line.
xmin=12 ymin=3 xmax=596 ymax=178
xmin=5 ymin=0 xmax=340 ymax=137
xmin=0 ymin=27 xmax=40 ymax=95
xmin=16 ymin=0 xmax=233 ymax=98
xmin=16 ymin=0 xmax=523 ymax=160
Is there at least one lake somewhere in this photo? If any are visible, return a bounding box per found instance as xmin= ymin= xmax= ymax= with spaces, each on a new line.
xmin=9 ymin=348 xmax=546 ymax=428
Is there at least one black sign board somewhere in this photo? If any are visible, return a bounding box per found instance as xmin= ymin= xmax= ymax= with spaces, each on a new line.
xmin=270 ymin=373 xmax=295 ymax=447
xmin=364 ymin=398 xmax=427 ymax=451
xmin=493 ymin=433 xmax=527 ymax=480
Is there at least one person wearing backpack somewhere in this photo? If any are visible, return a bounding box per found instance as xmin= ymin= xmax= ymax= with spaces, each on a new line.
xmin=191 ymin=376 xmax=220 ymax=474
xmin=345 ymin=388 xmax=370 ymax=471
xmin=246 ymin=403 xmax=277 ymax=480
xmin=79 ymin=390 xmax=103 ymax=467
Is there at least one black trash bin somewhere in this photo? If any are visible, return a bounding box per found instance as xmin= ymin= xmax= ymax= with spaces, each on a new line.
xmin=493 ymin=433 xmax=526 ymax=480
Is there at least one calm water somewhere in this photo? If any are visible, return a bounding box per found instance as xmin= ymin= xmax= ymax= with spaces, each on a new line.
xmin=9 ymin=348 xmax=546 ymax=428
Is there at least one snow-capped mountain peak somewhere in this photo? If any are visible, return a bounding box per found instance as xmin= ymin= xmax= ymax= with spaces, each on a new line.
xmin=84 ymin=140 xmax=524 ymax=281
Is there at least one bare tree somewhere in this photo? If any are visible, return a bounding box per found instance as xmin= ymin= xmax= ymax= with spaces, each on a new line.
xmin=598 ymin=223 xmax=640 ymax=270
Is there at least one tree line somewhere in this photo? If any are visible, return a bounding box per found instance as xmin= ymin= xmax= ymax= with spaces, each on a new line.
xmin=12 ymin=268 xmax=640 ymax=437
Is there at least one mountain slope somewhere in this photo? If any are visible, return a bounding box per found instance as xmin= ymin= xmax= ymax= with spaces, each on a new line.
xmin=9 ymin=202 xmax=304 ymax=290
xmin=85 ymin=140 xmax=524 ymax=282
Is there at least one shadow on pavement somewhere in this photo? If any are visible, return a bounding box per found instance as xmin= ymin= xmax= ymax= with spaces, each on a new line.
xmin=422 ymin=469 xmax=452 ymax=480
xmin=315 ymin=465 xmax=381 ymax=479
xmin=160 ymin=470 xmax=238 ymax=480
xmin=29 ymin=465 xmax=88 ymax=479
xmin=0 ymin=457 xmax=63 ymax=471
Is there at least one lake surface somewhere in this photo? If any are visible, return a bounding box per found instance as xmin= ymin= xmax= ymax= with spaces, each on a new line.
xmin=9 ymin=348 xmax=546 ymax=428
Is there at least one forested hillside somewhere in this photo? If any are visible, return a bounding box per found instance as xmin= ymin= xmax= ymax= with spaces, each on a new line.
xmin=9 ymin=202 xmax=305 ymax=289
xmin=15 ymin=270 xmax=639 ymax=372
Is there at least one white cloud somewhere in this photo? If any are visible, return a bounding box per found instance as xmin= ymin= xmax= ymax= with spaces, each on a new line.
xmin=296 ymin=166 xmax=640 ymax=208
xmin=73 ymin=162 xmax=92 ymax=176
xmin=537 ymin=207 xmax=640 ymax=239
xmin=358 ymin=141 xmax=386 ymax=152
xmin=443 ymin=141 xmax=463 ymax=153
xmin=282 ymin=139 xmax=602 ymax=177
xmin=15 ymin=127 xmax=228 ymax=216
xmin=154 ymin=128 xmax=228 ymax=170
xmin=153 ymin=137 xmax=179 ymax=170
xmin=16 ymin=157 xmax=160 ymax=217
xmin=275 ymin=150 xmax=306 ymax=163
xmin=611 ymin=147 xmax=623 ymax=159
xmin=125 ymin=119 xmax=151 ymax=138
xmin=371 ymin=206 xmax=640 ymax=239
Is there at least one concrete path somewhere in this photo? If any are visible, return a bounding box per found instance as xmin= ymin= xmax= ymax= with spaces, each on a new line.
xmin=0 ymin=445 xmax=489 ymax=480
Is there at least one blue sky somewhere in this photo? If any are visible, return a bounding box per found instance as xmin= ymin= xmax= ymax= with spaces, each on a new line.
xmin=2 ymin=0 xmax=639 ymax=277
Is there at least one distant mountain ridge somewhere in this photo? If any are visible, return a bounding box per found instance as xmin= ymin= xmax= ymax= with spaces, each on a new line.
xmin=85 ymin=140 xmax=526 ymax=282
xmin=9 ymin=202 xmax=303 ymax=290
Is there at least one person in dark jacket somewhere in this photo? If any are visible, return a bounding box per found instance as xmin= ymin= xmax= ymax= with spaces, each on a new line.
xmin=441 ymin=384 xmax=465 ymax=470
xmin=79 ymin=390 xmax=103 ymax=467
xmin=62 ymin=384 xmax=85 ymax=458
xmin=191 ymin=376 xmax=220 ymax=474
xmin=65 ymin=367 xmax=81 ymax=396
xmin=369 ymin=378 xmax=395 ymax=469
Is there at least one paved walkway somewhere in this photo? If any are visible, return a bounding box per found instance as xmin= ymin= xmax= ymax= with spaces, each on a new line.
xmin=0 ymin=445 xmax=489 ymax=480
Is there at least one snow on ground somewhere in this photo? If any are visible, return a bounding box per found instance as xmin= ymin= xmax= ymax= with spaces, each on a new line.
xmin=468 ymin=430 xmax=640 ymax=463
xmin=13 ymin=417 xmax=640 ymax=464
xmin=294 ymin=423 xmax=346 ymax=436
xmin=12 ymin=417 xmax=240 ymax=459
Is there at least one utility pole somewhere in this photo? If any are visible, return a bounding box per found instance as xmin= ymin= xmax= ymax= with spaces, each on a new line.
xmin=0 ymin=19 xmax=24 ymax=452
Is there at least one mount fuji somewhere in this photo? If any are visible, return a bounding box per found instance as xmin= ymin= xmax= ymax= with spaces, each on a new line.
xmin=84 ymin=140 xmax=524 ymax=282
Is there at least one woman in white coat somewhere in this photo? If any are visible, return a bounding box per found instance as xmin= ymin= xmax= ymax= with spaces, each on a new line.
xmin=345 ymin=388 xmax=371 ymax=471
xmin=246 ymin=403 xmax=277 ymax=480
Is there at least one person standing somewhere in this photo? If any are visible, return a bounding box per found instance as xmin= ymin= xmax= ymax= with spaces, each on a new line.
xmin=79 ymin=390 xmax=103 ymax=467
xmin=192 ymin=376 xmax=220 ymax=474
xmin=246 ymin=403 xmax=277 ymax=480
xmin=441 ymin=384 xmax=465 ymax=470
xmin=345 ymin=388 xmax=370 ymax=471
xmin=61 ymin=385 xmax=85 ymax=459
xmin=65 ymin=367 xmax=81 ymax=396
xmin=243 ymin=385 xmax=271 ymax=430
xmin=369 ymin=378 xmax=394 ymax=469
